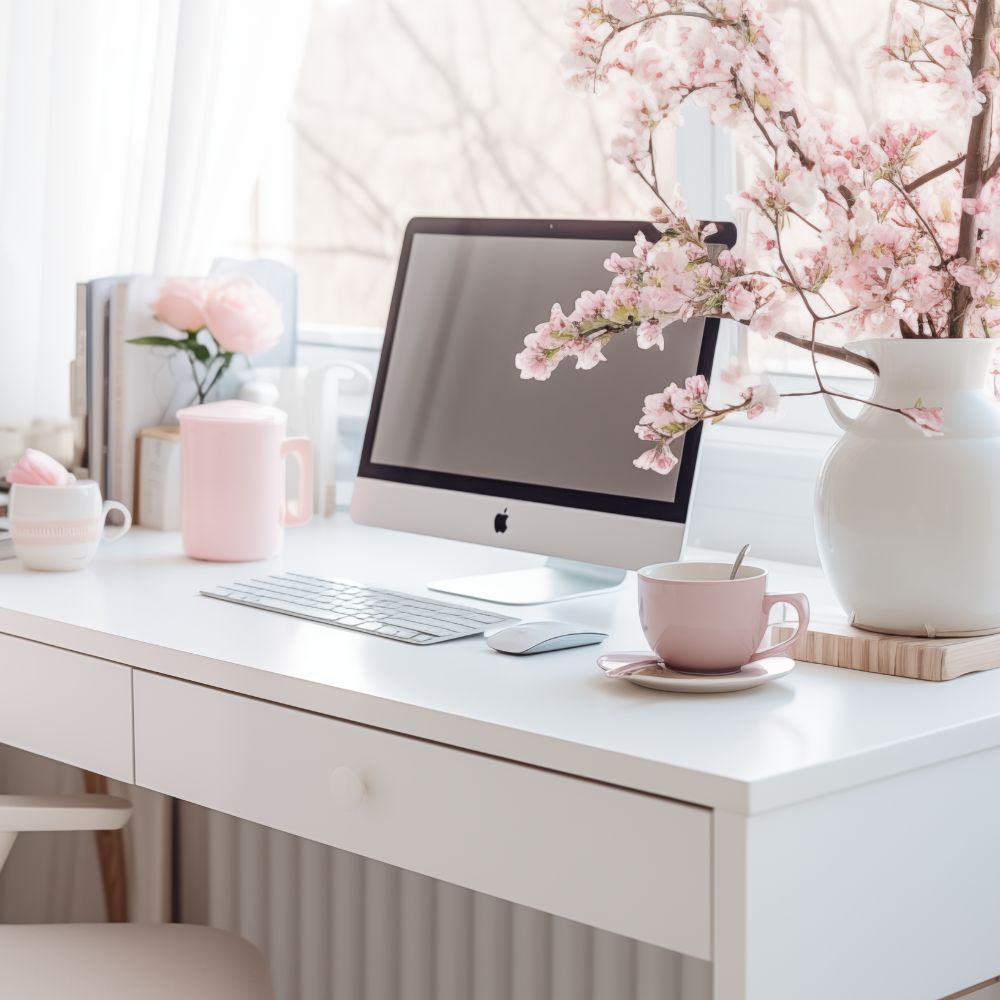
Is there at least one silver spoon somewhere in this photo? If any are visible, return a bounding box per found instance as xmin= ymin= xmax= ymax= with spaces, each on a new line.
xmin=605 ymin=657 xmax=664 ymax=678
xmin=729 ymin=543 xmax=751 ymax=580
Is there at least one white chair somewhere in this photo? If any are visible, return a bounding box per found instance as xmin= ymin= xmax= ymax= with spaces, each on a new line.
xmin=0 ymin=794 xmax=274 ymax=1000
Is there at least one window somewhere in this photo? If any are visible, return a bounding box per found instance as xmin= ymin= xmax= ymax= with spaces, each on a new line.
xmin=224 ymin=0 xmax=887 ymax=565
xmin=230 ymin=0 xmax=675 ymax=330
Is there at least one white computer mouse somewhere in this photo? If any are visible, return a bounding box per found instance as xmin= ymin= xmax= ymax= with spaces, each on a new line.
xmin=485 ymin=621 xmax=608 ymax=656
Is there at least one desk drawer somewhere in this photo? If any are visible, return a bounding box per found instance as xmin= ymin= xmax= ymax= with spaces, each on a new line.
xmin=134 ymin=672 xmax=711 ymax=958
xmin=0 ymin=633 xmax=133 ymax=782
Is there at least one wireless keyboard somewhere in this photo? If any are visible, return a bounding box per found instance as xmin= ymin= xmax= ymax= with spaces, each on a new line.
xmin=201 ymin=572 xmax=514 ymax=644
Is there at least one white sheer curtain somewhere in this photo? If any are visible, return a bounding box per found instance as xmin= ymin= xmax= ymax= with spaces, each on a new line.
xmin=0 ymin=0 xmax=310 ymax=923
xmin=0 ymin=0 xmax=311 ymax=428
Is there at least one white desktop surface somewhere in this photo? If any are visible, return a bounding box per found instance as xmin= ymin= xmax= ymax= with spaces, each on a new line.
xmin=2 ymin=517 xmax=999 ymax=817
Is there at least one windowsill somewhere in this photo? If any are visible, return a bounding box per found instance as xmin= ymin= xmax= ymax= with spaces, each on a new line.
xmin=703 ymin=421 xmax=836 ymax=455
xmin=298 ymin=324 xmax=383 ymax=349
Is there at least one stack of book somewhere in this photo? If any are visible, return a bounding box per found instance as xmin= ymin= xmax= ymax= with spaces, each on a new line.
xmin=71 ymin=260 xmax=297 ymax=511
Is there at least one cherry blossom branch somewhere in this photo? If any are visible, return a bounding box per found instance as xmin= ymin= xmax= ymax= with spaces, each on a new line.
xmin=592 ymin=7 xmax=718 ymax=89
xmin=983 ymin=150 xmax=1000 ymax=185
xmin=904 ymin=152 xmax=967 ymax=191
xmin=800 ymin=314 xmax=934 ymax=428
xmin=772 ymin=331 xmax=880 ymax=374
xmin=950 ymin=0 xmax=995 ymax=336
xmin=885 ymin=177 xmax=946 ymax=261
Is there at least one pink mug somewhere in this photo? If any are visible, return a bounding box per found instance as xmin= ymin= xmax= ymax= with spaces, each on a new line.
xmin=638 ymin=561 xmax=809 ymax=674
xmin=178 ymin=400 xmax=313 ymax=562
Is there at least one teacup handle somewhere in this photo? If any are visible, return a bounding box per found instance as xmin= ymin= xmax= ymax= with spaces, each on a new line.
xmin=102 ymin=500 xmax=132 ymax=543
xmin=749 ymin=592 xmax=810 ymax=662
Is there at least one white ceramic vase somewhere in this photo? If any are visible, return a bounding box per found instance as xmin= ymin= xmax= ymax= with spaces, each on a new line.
xmin=816 ymin=337 xmax=1000 ymax=637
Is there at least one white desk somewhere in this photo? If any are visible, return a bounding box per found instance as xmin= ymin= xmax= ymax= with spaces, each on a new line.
xmin=1 ymin=520 xmax=999 ymax=999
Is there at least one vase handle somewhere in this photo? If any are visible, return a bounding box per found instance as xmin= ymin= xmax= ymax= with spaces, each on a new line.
xmin=823 ymin=393 xmax=859 ymax=433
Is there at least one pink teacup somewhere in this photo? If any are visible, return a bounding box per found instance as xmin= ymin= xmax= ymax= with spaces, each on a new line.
xmin=637 ymin=561 xmax=809 ymax=674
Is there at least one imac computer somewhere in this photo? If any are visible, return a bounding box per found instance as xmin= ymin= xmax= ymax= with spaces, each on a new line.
xmin=352 ymin=217 xmax=734 ymax=605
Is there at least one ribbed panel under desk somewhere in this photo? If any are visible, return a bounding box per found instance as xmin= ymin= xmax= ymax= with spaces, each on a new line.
xmin=185 ymin=806 xmax=711 ymax=1000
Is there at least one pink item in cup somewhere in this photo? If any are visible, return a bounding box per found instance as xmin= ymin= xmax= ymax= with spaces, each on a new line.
xmin=178 ymin=400 xmax=313 ymax=562
xmin=6 ymin=449 xmax=76 ymax=486
xmin=637 ymin=561 xmax=809 ymax=674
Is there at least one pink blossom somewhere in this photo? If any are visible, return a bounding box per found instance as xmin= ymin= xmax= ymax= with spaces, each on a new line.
xmin=748 ymin=299 xmax=787 ymax=339
xmin=725 ymin=281 xmax=756 ymax=321
xmin=6 ymin=449 xmax=76 ymax=486
xmin=511 ymin=0 xmax=991 ymax=473
xmin=685 ymin=374 xmax=709 ymax=403
xmin=720 ymin=358 xmax=744 ymax=384
xmin=744 ymin=382 xmax=780 ymax=420
xmin=636 ymin=319 xmax=664 ymax=350
xmin=515 ymin=347 xmax=558 ymax=381
xmin=604 ymin=0 xmax=635 ymax=22
xmin=573 ymin=289 xmax=608 ymax=321
xmin=573 ymin=339 xmax=608 ymax=370
xmin=633 ymin=446 xmax=679 ymax=475
xmin=901 ymin=405 xmax=945 ymax=436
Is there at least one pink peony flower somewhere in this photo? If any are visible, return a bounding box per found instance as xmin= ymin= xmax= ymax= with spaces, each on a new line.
xmin=153 ymin=278 xmax=208 ymax=333
xmin=203 ymin=278 xmax=283 ymax=356
xmin=6 ymin=449 xmax=76 ymax=486
xmin=901 ymin=405 xmax=945 ymax=436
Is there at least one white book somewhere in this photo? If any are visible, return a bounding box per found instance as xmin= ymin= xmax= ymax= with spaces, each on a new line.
xmin=85 ymin=275 xmax=131 ymax=495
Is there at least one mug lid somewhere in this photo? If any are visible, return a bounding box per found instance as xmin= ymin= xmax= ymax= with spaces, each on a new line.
xmin=177 ymin=400 xmax=286 ymax=425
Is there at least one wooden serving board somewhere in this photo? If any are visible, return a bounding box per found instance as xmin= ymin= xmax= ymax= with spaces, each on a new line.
xmin=772 ymin=619 xmax=1000 ymax=682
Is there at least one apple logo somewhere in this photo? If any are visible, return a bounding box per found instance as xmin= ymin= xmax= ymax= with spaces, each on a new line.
xmin=494 ymin=508 xmax=509 ymax=534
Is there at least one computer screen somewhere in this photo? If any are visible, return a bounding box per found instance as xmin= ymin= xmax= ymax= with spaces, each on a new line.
xmin=360 ymin=219 xmax=725 ymax=524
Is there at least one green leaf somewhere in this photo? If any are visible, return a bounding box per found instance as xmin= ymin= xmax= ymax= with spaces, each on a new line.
xmin=186 ymin=343 xmax=211 ymax=363
xmin=127 ymin=336 xmax=183 ymax=347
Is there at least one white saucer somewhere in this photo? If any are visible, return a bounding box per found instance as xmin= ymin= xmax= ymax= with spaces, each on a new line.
xmin=597 ymin=652 xmax=795 ymax=693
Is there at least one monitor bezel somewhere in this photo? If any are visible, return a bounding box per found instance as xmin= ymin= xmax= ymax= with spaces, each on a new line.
xmin=357 ymin=216 xmax=737 ymax=525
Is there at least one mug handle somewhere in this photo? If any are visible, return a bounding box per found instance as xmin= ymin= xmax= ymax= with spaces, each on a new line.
xmin=749 ymin=592 xmax=810 ymax=662
xmin=281 ymin=436 xmax=314 ymax=527
xmin=102 ymin=501 xmax=132 ymax=543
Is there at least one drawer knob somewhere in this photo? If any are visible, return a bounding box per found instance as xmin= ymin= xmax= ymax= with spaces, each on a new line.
xmin=330 ymin=766 xmax=366 ymax=807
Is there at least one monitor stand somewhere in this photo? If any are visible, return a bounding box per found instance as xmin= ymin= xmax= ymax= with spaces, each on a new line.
xmin=429 ymin=557 xmax=627 ymax=606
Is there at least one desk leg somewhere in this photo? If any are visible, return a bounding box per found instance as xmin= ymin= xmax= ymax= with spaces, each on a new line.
xmin=81 ymin=771 xmax=128 ymax=922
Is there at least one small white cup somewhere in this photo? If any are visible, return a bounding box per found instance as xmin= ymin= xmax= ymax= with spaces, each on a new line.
xmin=8 ymin=481 xmax=131 ymax=571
